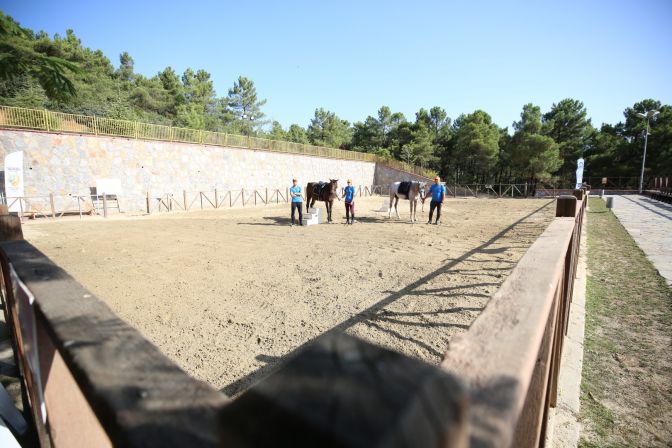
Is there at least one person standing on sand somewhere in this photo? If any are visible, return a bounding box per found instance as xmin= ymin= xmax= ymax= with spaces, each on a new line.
xmin=289 ymin=178 xmax=303 ymax=226
xmin=427 ymin=176 xmax=446 ymax=225
xmin=342 ymin=179 xmax=356 ymax=224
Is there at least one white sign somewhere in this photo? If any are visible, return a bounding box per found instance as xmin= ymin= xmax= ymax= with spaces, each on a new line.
xmin=575 ymin=158 xmax=585 ymax=189
xmin=4 ymin=152 xmax=24 ymax=212
xmin=95 ymin=178 xmax=122 ymax=196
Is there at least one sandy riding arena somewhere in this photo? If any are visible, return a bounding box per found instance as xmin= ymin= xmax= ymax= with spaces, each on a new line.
xmin=23 ymin=196 xmax=555 ymax=396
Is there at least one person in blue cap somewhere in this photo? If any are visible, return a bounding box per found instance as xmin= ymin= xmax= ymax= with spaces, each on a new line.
xmin=427 ymin=175 xmax=446 ymax=225
xmin=289 ymin=178 xmax=303 ymax=226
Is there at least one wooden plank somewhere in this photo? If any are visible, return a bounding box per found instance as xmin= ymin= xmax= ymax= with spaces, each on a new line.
xmin=441 ymin=218 xmax=575 ymax=447
xmin=220 ymin=332 xmax=468 ymax=447
xmin=0 ymin=216 xmax=23 ymax=241
xmin=0 ymin=241 xmax=228 ymax=447
xmin=36 ymin=319 xmax=112 ymax=447
xmin=511 ymin=282 xmax=560 ymax=447
xmin=0 ymin=204 xmax=8 ymax=216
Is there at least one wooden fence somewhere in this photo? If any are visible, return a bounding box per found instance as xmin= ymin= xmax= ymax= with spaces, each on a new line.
xmin=0 ymin=189 xmax=588 ymax=447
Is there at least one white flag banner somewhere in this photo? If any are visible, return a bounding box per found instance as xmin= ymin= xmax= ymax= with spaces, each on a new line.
xmin=4 ymin=151 xmax=24 ymax=212
xmin=575 ymin=158 xmax=585 ymax=189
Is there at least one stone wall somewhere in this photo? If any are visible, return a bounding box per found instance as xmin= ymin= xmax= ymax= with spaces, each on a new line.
xmin=0 ymin=130 xmax=379 ymax=211
xmin=373 ymin=163 xmax=432 ymax=186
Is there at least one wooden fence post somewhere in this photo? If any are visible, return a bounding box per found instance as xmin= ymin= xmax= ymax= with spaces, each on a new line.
xmin=0 ymin=215 xmax=24 ymax=240
xmin=184 ymin=190 xmax=188 ymax=211
xmin=265 ymin=188 xmax=268 ymax=204
xmin=214 ymin=189 xmax=218 ymax=209
xmin=556 ymin=195 xmax=578 ymax=217
xmin=242 ymin=189 xmax=245 ymax=206
xmin=146 ymin=192 xmax=150 ymax=214
xmin=49 ymin=193 xmax=56 ymax=218
xmin=102 ymin=193 xmax=108 ymax=218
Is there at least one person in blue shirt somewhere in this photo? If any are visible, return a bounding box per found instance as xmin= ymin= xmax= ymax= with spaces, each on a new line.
xmin=342 ymin=179 xmax=356 ymax=224
xmin=427 ymin=176 xmax=446 ymax=225
xmin=289 ymin=178 xmax=303 ymax=226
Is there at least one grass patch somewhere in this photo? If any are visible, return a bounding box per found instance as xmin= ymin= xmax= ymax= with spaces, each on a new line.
xmin=579 ymin=198 xmax=672 ymax=447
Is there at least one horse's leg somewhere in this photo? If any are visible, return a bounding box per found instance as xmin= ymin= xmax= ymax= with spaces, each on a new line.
xmin=395 ymin=197 xmax=400 ymax=219
xmin=328 ymin=200 xmax=333 ymax=222
xmin=388 ymin=192 xmax=394 ymax=219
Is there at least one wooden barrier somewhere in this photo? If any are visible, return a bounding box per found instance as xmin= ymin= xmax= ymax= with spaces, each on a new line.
xmin=0 ymin=190 xmax=588 ymax=447
xmin=441 ymin=188 xmax=587 ymax=447
xmin=0 ymin=237 xmax=228 ymax=446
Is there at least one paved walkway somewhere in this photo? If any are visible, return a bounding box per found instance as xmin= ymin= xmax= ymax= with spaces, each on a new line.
xmin=607 ymin=195 xmax=672 ymax=286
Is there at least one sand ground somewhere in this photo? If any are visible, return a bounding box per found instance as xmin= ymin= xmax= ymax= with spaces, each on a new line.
xmin=22 ymin=196 xmax=555 ymax=396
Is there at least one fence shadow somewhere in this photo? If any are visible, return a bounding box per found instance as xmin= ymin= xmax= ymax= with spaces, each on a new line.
xmin=221 ymin=199 xmax=555 ymax=397
xmin=620 ymin=195 xmax=672 ymax=221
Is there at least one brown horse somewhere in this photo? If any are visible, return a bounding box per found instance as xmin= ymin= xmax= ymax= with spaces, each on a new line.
xmin=306 ymin=179 xmax=339 ymax=223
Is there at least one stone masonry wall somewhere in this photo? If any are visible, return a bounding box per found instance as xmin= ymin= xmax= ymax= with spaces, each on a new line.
xmin=373 ymin=163 xmax=432 ymax=186
xmin=0 ymin=130 xmax=378 ymax=211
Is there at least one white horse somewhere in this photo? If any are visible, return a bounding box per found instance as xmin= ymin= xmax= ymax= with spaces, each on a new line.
xmin=388 ymin=181 xmax=427 ymax=222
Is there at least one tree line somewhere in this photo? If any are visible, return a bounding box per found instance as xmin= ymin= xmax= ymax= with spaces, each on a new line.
xmin=1 ymin=12 xmax=670 ymax=185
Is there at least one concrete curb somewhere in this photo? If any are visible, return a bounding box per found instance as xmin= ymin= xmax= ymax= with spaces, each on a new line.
xmin=546 ymin=209 xmax=587 ymax=447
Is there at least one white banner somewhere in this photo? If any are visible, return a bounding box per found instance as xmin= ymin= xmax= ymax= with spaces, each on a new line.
xmin=4 ymin=151 xmax=24 ymax=212
xmin=575 ymin=158 xmax=585 ymax=189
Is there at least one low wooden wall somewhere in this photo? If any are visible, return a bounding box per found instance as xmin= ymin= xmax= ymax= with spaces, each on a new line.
xmin=0 ymin=189 xmax=588 ymax=447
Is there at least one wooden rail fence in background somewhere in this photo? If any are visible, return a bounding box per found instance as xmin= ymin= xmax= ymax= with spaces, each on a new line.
xmin=0 ymin=189 xmax=588 ymax=447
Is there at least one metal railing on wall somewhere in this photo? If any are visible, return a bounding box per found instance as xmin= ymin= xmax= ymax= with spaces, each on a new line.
xmin=0 ymin=105 xmax=436 ymax=178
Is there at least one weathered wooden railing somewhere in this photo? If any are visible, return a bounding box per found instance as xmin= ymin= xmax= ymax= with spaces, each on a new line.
xmin=440 ymin=189 xmax=587 ymax=446
xmin=0 ymin=189 xmax=587 ymax=447
xmin=644 ymin=176 xmax=672 ymax=204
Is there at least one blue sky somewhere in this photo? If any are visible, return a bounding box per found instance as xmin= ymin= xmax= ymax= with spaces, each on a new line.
xmin=4 ymin=0 xmax=672 ymax=130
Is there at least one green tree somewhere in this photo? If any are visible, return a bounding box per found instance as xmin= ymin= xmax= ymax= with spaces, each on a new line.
xmin=401 ymin=123 xmax=437 ymax=167
xmin=511 ymin=104 xmax=562 ymax=183
xmin=307 ymin=108 xmax=352 ymax=148
xmin=267 ymin=121 xmax=287 ymax=141
xmin=452 ymin=110 xmax=500 ymax=182
xmin=227 ymin=76 xmax=267 ymax=135
xmin=0 ymin=12 xmax=81 ymax=102
xmin=543 ymin=99 xmax=593 ymax=179
xmin=116 ymin=51 xmax=134 ymax=82
xmin=286 ymin=124 xmax=308 ymax=143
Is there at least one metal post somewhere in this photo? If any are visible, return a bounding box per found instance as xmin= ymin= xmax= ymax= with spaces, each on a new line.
xmin=639 ymin=118 xmax=650 ymax=194
xmin=43 ymin=109 xmax=50 ymax=131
